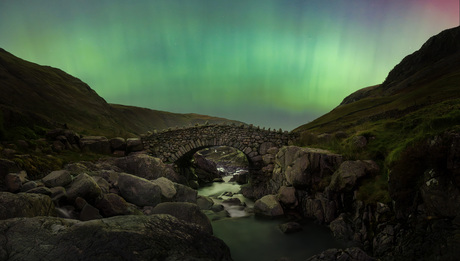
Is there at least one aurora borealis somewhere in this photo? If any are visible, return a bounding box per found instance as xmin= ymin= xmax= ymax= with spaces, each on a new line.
xmin=0 ymin=1 xmax=458 ymax=130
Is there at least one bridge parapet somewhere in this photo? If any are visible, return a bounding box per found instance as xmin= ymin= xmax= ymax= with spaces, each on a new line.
xmin=142 ymin=124 xmax=295 ymax=163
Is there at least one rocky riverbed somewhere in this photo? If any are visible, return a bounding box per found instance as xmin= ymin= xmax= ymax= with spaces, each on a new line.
xmin=1 ymin=132 xmax=459 ymax=260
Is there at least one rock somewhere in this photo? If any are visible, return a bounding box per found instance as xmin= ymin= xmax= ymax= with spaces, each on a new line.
xmin=52 ymin=140 xmax=65 ymax=152
xmin=277 ymin=186 xmax=297 ymax=207
xmin=173 ymin=183 xmax=197 ymax=203
xmin=211 ymin=204 xmax=225 ymax=212
xmin=222 ymin=197 xmax=242 ymax=205
xmin=49 ymin=186 xmax=67 ymax=205
xmin=26 ymin=186 xmax=53 ymax=196
xmin=197 ymin=195 xmax=214 ymax=210
xmin=306 ymin=247 xmax=376 ymax=261
xmin=5 ymin=173 xmax=22 ymax=192
xmin=16 ymin=170 xmax=28 ymax=183
xmin=372 ymin=225 xmax=394 ymax=257
xmin=279 ymin=222 xmax=302 ymax=234
xmin=0 ymin=215 xmax=232 ymax=260
xmin=46 ymin=129 xmax=80 ymax=145
xmin=272 ymin=146 xmax=343 ymax=191
xmin=352 ymin=135 xmax=367 ymax=149
xmin=20 ymin=180 xmax=38 ymax=192
xmin=327 ymin=160 xmax=379 ymax=192
xmin=192 ymin=151 xmax=221 ymax=183
xmin=66 ymin=173 xmax=102 ymax=203
xmin=117 ymin=173 xmax=162 ymax=207
xmin=152 ymin=202 xmax=213 ymax=234
xmin=303 ymin=195 xmax=337 ymax=224
xmin=329 ymin=213 xmax=354 ymax=241
xmin=267 ymin=147 xmax=279 ymax=155
xmin=79 ymin=136 xmax=111 ymax=154
xmin=420 ymin=169 xmax=460 ymax=218
xmin=232 ymin=171 xmax=249 ymax=184
xmin=126 ymin=137 xmax=143 ymax=153
xmin=79 ymin=203 xmax=103 ymax=221
xmin=42 ymin=170 xmax=72 ymax=188
xmin=95 ymin=193 xmax=131 ymax=217
xmin=262 ymin=154 xmax=275 ymax=165
xmin=113 ymin=154 xmax=181 ymax=182
xmin=0 ymin=158 xmax=19 ymax=191
xmin=254 ymin=194 xmax=284 ymax=217
xmin=0 ymin=192 xmax=55 ymax=219
xmin=109 ymin=137 xmax=126 ymax=151
xmin=91 ymin=176 xmax=110 ymax=194
xmin=151 ymin=177 xmax=177 ymax=200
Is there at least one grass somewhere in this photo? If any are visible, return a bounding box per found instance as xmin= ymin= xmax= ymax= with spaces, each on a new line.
xmin=292 ymin=68 xmax=460 ymax=204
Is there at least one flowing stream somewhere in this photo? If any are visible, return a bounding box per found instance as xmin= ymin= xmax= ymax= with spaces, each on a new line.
xmin=197 ymin=169 xmax=344 ymax=261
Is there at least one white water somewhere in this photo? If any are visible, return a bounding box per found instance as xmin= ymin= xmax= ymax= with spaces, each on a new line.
xmin=197 ymin=170 xmax=344 ymax=261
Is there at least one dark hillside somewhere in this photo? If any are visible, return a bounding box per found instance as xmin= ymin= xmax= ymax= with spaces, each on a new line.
xmin=0 ymin=48 xmax=241 ymax=138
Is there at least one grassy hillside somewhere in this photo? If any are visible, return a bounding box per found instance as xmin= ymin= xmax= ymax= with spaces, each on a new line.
xmin=0 ymin=48 xmax=241 ymax=139
xmin=293 ymin=26 xmax=460 ymax=203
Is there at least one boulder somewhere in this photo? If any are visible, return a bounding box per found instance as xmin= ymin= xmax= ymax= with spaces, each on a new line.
xmin=329 ymin=213 xmax=354 ymax=241
xmin=126 ymin=138 xmax=143 ymax=153
xmin=279 ymin=222 xmax=302 ymax=234
xmin=173 ymin=183 xmax=197 ymax=203
xmin=95 ymin=193 xmax=131 ymax=217
xmin=192 ymin=151 xmax=221 ymax=183
xmin=109 ymin=137 xmax=126 ymax=151
xmin=0 ymin=215 xmax=232 ymax=261
xmin=253 ymin=194 xmax=284 ymax=217
xmin=114 ymin=154 xmax=181 ymax=182
xmin=26 ymin=187 xmax=53 ymax=196
xmin=79 ymin=203 xmax=103 ymax=221
xmin=0 ymin=158 xmax=19 ymax=191
xmin=277 ymin=186 xmax=297 ymax=207
xmin=66 ymin=173 xmax=102 ymax=203
xmin=20 ymin=180 xmax=38 ymax=192
xmin=197 ymin=195 xmax=214 ymax=210
xmin=420 ymin=169 xmax=460 ymax=218
xmin=151 ymin=177 xmax=176 ymax=200
xmin=91 ymin=176 xmax=110 ymax=194
xmin=42 ymin=170 xmax=72 ymax=188
xmin=5 ymin=173 xmax=22 ymax=192
xmin=272 ymin=146 xmax=343 ymax=191
xmin=306 ymin=247 xmax=376 ymax=261
xmin=152 ymin=202 xmax=213 ymax=234
xmin=0 ymin=192 xmax=55 ymax=220
xmin=232 ymin=171 xmax=249 ymax=184
xmin=46 ymin=129 xmax=80 ymax=145
xmin=327 ymin=160 xmax=379 ymax=192
xmin=79 ymin=136 xmax=111 ymax=154
xmin=351 ymin=135 xmax=368 ymax=149
xmin=117 ymin=173 xmax=162 ymax=207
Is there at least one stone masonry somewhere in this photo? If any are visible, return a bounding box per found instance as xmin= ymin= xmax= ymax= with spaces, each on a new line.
xmin=142 ymin=123 xmax=296 ymax=166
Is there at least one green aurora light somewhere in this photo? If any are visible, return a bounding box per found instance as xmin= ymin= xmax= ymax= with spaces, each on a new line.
xmin=0 ymin=0 xmax=458 ymax=130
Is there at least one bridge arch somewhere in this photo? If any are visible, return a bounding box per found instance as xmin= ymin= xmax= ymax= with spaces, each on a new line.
xmin=142 ymin=124 xmax=294 ymax=176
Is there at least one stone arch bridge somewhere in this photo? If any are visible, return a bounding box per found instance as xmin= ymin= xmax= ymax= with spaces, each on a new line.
xmin=142 ymin=124 xmax=297 ymax=171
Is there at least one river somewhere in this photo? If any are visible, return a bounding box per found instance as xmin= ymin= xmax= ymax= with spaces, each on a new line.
xmin=197 ymin=171 xmax=344 ymax=261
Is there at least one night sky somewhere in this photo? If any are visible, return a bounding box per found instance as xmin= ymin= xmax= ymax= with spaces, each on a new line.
xmin=0 ymin=0 xmax=458 ymax=130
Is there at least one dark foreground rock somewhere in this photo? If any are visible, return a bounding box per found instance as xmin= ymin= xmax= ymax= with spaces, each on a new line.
xmin=0 ymin=192 xmax=55 ymax=220
xmin=306 ymin=247 xmax=376 ymax=261
xmin=0 ymin=215 xmax=232 ymax=261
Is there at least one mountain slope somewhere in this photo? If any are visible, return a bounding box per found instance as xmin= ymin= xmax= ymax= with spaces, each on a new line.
xmin=0 ymin=48 xmax=241 ymax=138
xmin=294 ymin=26 xmax=460 ymax=135
xmin=292 ymin=26 xmax=460 ymax=207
